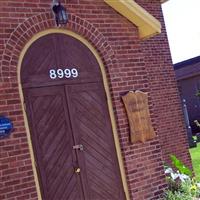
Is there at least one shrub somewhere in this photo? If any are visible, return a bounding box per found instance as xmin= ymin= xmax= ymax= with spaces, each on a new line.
xmin=162 ymin=155 xmax=200 ymax=200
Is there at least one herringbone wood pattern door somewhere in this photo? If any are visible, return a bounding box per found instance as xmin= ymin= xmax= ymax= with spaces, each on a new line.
xmin=22 ymin=33 xmax=126 ymax=200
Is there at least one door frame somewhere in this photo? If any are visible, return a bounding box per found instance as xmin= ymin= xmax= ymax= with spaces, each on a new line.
xmin=17 ymin=29 xmax=130 ymax=200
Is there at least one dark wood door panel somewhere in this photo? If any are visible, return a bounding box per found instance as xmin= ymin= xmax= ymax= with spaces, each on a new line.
xmin=24 ymin=86 xmax=84 ymax=200
xmin=66 ymin=83 xmax=126 ymax=200
xmin=21 ymin=33 xmax=126 ymax=200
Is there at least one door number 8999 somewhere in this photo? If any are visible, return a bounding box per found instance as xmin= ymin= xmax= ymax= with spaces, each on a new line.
xmin=49 ymin=68 xmax=79 ymax=80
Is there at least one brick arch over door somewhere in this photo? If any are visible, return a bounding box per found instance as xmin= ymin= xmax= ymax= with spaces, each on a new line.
xmin=1 ymin=12 xmax=117 ymax=81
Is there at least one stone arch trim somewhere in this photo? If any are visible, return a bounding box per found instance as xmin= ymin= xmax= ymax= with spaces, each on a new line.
xmin=1 ymin=12 xmax=116 ymax=82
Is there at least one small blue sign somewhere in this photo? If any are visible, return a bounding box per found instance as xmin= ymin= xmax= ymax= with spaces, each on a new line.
xmin=0 ymin=117 xmax=13 ymax=139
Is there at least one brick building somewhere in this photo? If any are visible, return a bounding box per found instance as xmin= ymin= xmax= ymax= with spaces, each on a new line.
xmin=0 ymin=0 xmax=192 ymax=200
xmin=174 ymin=56 xmax=200 ymax=134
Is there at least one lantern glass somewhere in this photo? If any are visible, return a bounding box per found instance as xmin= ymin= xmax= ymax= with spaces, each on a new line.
xmin=52 ymin=2 xmax=68 ymax=26
xmin=58 ymin=6 xmax=68 ymax=24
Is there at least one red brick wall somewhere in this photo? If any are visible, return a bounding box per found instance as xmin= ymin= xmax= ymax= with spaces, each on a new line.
xmin=136 ymin=0 xmax=192 ymax=169
xmin=0 ymin=0 xmax=191 ymax=200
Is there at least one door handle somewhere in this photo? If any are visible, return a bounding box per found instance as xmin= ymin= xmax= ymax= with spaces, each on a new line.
xmin=73 ymin=144 xmax=84 ymax=151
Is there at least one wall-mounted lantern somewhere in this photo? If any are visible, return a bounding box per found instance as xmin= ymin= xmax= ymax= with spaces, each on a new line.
xmin=52 ymin=0 xmax=68 ymax=26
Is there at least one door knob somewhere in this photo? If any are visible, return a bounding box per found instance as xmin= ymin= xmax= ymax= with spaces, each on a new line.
xmin=75 ymin=167 xmax=81 ymax=173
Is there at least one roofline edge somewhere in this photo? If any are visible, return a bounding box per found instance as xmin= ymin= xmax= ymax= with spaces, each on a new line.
xmin=104 ymin=0 xmax=161 ymax=40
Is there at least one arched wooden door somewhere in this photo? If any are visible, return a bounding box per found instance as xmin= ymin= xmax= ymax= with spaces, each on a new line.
xmin=21 ymin=33 xmax=126 ymax=200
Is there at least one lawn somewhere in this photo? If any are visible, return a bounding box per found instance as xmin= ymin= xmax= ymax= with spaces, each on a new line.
xmin=190 ymin=143 xmax=200 ymax=182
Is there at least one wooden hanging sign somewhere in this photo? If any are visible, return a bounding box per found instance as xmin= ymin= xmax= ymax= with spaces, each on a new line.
xmin=122 ymin=91 xmax=156 ymax=143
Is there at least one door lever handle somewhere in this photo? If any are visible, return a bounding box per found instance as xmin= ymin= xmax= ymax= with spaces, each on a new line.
xmin=73 ymin=144 xmax=84 ymax=151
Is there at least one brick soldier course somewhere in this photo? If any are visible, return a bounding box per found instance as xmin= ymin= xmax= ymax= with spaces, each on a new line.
xmin=0 ymin=0 xmax=192 ymax=200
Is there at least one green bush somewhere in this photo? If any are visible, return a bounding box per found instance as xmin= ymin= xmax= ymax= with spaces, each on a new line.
xmin=170 ymin=155 xmax=192 ymax=177
xmin=164 ymin=190 xmax=192 ymax=200
xmin=162 ymin=155 xmax=200 ymax=200
xmin=163 ymin=179 xmax=199 ymax=200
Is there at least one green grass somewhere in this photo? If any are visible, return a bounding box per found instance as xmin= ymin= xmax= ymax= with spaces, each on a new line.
xmin=193 ymin=136 xmax=197 ymax=141
xmin=189 ymin=143 xmax=200 ymax=182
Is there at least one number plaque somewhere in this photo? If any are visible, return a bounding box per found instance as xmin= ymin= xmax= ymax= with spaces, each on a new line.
xmin=49 ymin=68 xmax=79 ymax=80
